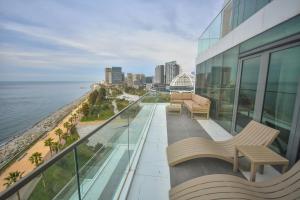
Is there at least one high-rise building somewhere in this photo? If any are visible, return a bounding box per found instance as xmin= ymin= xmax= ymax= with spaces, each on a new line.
xmin=165 ymin=61 xmax=180 ymax=85
xmin=105 ymin=67 xmax=112 ymax=84
xmin=111 ymin=67 xmax=123 ymax=84
xmin=126 ymin=73 xmax=133 ymax=87
xmin=104 ymin=67 xmax=123 ymax=84
xmin=155 ymin=65 xmax=164 ymax=84
xmin=145 ymin=76 xmax=153 ymax=84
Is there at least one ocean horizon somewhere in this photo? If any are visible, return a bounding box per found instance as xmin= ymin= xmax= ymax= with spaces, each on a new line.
xmin=0 ymin=81 xmax=93 ymax=144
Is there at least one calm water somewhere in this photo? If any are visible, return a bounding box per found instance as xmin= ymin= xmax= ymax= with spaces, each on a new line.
xmin=0 ymin=81 xmax=92 ymax=144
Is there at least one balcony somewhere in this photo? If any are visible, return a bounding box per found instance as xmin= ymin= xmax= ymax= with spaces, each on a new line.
xmin=197 ymin=0 xmax=271 ymax=55
xmin=0 ymin=92 xmax=291 ymax=200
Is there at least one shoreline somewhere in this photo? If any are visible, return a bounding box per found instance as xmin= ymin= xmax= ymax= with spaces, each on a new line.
xmin=0 ymin=91 xmax=90 ymax=170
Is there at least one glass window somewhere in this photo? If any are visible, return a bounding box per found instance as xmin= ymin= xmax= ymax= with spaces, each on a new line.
xmin=235 ymin=56 xmax=260 ymax=132
xmin=215 ymin=47 xmax=238 ymax=131
xmin=262 ymin=45 xmax=300 ymax=156
xmin=240 ymin=15 xmax=300 ymax=53
xmin=196 ymin=47 xmax=239 ymax=132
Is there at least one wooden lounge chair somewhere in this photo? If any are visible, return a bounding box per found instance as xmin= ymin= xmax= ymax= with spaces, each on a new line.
xmin=170 ymin=161 xmax=300 ymax=200
xmin=167 ymin=120 xmax=279 ymax=166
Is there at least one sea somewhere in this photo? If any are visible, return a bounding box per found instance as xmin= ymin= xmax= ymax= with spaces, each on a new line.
xmin=0 ymin=81 xmax=92 ymax=144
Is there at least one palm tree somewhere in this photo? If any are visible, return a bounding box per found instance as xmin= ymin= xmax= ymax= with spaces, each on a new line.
xmin=29 ymin=152 xmax=46 ymax=188
xmin=29 ymin=152 xmax=43 ymax=167
xmin=3 ymin=171 xmax=24 ymax=200
xmin=52 ymin=142 xmax=60 ymax=154
xmin=55 ymin=128 xmax=63 ymax=144
xmin=68 ymin=117 xmax=73 ymax=124
xmin=44 ymin=138 xmax=54 ymax=156
xmin=63 ymin=122 xmax=71 ymax=134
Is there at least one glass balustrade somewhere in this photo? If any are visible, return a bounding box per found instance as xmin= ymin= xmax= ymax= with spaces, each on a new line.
xmin=198 ymin=0 xmax=271 ymax=55
xmin=1 ymin=92 xmax=157 ymax=200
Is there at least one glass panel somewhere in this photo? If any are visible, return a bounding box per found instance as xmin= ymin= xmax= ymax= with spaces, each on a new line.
xmin=22 ymin=150 xmax=78 ymax=200
xmin=198 ymin=0 xmax=271 ymax=55
xmin=240 ymin=15 xmax=300 ymax=53
xmin=262 ymin=45 xmax=300 ymax=156
xmin=208 ymin=54 xmax=223 ymax=119
xmin=128 ymin=100 xmax=155 ymax=167
xmin=243 ymin=0 xmax=256 ymax=21
xmin=209 ymin=13 xmax=222 ymax=47
xmin=195 ymin=47 xmax=239 ymax=132
xmin=77 ymin=113 xmax=130 ymax=200
xmin=235 ymin=56 xmax=260 ymax=132
xmin=221 ymin=0 xmax=233 ymax=37
xmin=215 ymin=47 xmax=239 ymax=131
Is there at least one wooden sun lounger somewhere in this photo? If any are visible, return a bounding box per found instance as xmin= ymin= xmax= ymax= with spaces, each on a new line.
xmin=167 ymin=120 xmax=279 ymax=166
xmin=169 ymin=161 xmax=300 ymax=200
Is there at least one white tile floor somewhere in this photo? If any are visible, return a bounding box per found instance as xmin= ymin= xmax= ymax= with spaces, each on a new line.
xmin=127 ymin=104 xmax=170 ymax=200
xmin=197 ymin=119 xmax=281 ymax=182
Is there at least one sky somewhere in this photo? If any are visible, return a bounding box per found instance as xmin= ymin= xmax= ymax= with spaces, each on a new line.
xmin=0 ymin=0 xmax=223 ymax=81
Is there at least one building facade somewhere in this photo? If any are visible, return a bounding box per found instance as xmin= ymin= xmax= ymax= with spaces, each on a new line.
xmin=105 ymin=67 xmax=112 ymax=84
xmin=111 ymin=67 xmax=123 ymax=84
xmin=126 ymin=73 xmax=133 ymax=87
xmin=195 ymin=0 xmax=300 ymax=164
xmin=155 ymin=65 xmax=165 ymax=84
xmin=165 ymin=61 xmax=180 ymax=85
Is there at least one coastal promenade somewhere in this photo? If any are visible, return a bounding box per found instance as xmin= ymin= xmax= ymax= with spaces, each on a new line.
xmin=0 ymin=103 xmax=84 ymax=192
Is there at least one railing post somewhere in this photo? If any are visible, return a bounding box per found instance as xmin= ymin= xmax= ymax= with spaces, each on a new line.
xmin=73 ymin=147 xmax=82 ymax=200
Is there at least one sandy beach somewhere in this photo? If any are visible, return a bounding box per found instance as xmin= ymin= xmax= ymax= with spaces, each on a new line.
xmin=0 ymin=94 xmax=88 ymax=192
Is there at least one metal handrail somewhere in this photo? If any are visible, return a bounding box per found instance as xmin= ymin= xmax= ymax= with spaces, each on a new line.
xmin=0 ymin=92 xmax=150 ymax=199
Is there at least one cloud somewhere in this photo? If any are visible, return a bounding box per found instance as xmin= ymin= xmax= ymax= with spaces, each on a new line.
xmin=0 ymin=0 xmax=223 ymax=81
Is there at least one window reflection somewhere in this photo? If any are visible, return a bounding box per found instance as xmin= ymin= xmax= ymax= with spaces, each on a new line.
xmin=235 ymin=56 xmax=260 ymax=132
xmin=262 ymin=46 xmax=300 ymax=155
xmin=195 ymin=47 xmax=238 ymax=131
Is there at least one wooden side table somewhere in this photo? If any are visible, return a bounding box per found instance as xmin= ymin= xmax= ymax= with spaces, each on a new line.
xmin=233 ymin=145 xmax=289 ymax=182
xmin=166 ymin=104 xmax=181 ymax=114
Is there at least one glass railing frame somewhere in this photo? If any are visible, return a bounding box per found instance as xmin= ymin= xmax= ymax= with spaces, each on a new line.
xmin=0 ymin=92 xmax=152 ymax=200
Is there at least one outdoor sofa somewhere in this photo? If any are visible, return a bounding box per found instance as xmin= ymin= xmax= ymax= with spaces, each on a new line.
xmin=170 ymin=93 xmax=211 ymax=119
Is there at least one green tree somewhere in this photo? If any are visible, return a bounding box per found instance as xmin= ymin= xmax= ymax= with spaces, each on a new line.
xmin=63 ymin=122 xmax=71 ymax=134
xmin=81 ymin=103 xmax=90 ymax=117
xmin=98 ymin=87 xmax=106 ymax=101
xmin=55 ymin=128 xmax=63 ymax=144
xmin=89 ymin=90 xmax=98 ymax=105
xmin=29 ymin=152 xmax=43 ymax=167
xmin=29 ymin=152 xmax=46 ymax=188
xmin=3 ymin=171 xmax=24 ymax=200
xmin=52 ymin=142 xmax=60 ymax=154
xmin=44 ymin=138 xmax=54 ymax=156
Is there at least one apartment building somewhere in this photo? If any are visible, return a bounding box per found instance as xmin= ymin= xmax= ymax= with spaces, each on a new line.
xmin=154 ymin=64 xmax=164 ymax=84
xmin=105 ymin=67 xmax=123 ymax=85
xmin=165 ymin=61 xmax=180 ymax=85
xmin=195 ymin=0 xmax=300 ymax=164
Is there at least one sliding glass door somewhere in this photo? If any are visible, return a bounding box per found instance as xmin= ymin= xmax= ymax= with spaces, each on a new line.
xmin=233 ymin=44 xmax=300 ymax=161
xmin=261 ymin=45 xmax=300 ymax=156
xmin=235 ymin=56 xmax=261 ymax=132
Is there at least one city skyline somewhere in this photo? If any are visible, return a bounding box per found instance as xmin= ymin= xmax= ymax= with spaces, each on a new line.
xmin=0 ymin=0 xmax=223 ymax=82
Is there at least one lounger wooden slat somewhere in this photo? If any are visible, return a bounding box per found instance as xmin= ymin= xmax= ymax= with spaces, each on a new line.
xmin=167 ymin=120 xmax=279 ymax=166
xmin=170 ymin=161 xmax=300 ymax=200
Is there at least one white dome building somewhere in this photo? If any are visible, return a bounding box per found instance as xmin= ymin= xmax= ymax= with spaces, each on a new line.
xmin=169 ymin=73 xmax=195 ymax=92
